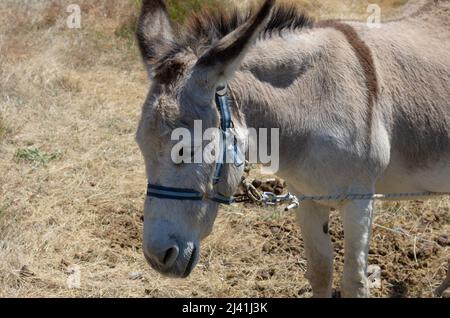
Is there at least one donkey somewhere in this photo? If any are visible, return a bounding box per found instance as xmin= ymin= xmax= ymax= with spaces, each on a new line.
xmin=135 ymin=0 xmax=450 ymax=297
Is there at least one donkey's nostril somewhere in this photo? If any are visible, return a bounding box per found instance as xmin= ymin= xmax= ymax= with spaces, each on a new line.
xmin=162 ymin=245 xmax=179 ymax=268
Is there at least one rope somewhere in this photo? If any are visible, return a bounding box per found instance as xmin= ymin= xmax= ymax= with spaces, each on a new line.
xmin=295 ymin=191 xmax=450 ymax=202
xmin=237 ymin=177 xmax=450 ymax=211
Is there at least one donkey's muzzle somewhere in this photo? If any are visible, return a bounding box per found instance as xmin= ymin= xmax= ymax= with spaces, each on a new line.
xmin=143 ymin=233 xmax=199 ymax=278
xmin=144 ymin=241 xmax=180 ymax=271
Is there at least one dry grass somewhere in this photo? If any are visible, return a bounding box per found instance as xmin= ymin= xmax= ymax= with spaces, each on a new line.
xmin=0 ymin=115 xmax=12 ymax=142
xmin=0 ymin=0 xmax=448 ymax=298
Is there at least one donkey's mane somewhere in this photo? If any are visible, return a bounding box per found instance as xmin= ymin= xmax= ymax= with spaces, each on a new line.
xmin=181 ymin=3 xmax=313 ymax=53
xmin=154 ymin=3 xmax=313 ymax=84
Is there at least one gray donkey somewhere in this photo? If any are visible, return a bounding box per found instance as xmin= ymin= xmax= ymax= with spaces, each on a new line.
xmin=135 ymin=0 xmax=450 ymax=297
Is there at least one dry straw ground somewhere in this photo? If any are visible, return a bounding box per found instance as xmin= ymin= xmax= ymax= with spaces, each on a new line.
xmin=0 ymin=0 xmax=448 ymax=298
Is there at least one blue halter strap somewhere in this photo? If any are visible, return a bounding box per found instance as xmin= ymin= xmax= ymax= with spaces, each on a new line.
xmin=147 ymin=185 xmax=233 ymax=205
xmin=146 ymin=85 xmax=236 ymax=205
xmin=213 ymin=85 xmax=233 ymax=184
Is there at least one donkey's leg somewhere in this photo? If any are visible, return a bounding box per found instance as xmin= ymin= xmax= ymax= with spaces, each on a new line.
xmin=296 ymin=201 xmax=333 ymax=298
xmin=340 ymin=199 xmax=374 ymax=298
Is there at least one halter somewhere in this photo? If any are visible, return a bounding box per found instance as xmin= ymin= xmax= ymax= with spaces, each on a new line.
xmin=147 ymin=84 xmax=241 ymax=205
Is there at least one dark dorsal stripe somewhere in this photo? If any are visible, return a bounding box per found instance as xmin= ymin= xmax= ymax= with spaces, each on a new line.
xmin=316 ymin=21 xmax=379 ymax=139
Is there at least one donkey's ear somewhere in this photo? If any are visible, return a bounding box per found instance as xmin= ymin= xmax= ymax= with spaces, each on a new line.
xmin=194 ymin=0 xmax=275 ymax=88
xmin=136 ymin=0 xmax=174 ymax=73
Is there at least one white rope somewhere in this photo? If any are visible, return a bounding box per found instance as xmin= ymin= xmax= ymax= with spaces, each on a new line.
xmin=238 ymin=176 xmax=449 ymax=210
xmin=295 ymin=191 xmax=450 ymax=202
xmin=255 ymin=190 xmax=450 ymax=211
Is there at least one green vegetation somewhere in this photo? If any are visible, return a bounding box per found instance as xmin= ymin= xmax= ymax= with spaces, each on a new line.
xmin=115 ymin=21 xmax=136 ymax=42
xmin=166 ymin=0 xmax=218 ymax=23
xmin=15 ymin=147 xmax=62 ymax=167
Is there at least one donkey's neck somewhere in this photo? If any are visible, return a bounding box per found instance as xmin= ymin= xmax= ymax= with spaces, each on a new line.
xmin=229 ymin=68 xmax=313 ymax=174
xmin=229 ymin=29 xmax=335 ymax=136
xmin=230 ymin=73 xmax=303 ymax=134
xmin=229 ymin=24 xmax=373 ymax=139
xmin=228 ymin=27 xmax=373 ymax=178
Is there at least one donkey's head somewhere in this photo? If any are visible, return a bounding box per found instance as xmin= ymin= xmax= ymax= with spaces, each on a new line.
xmin=136 ymin=0 xmax=275 ymax=277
